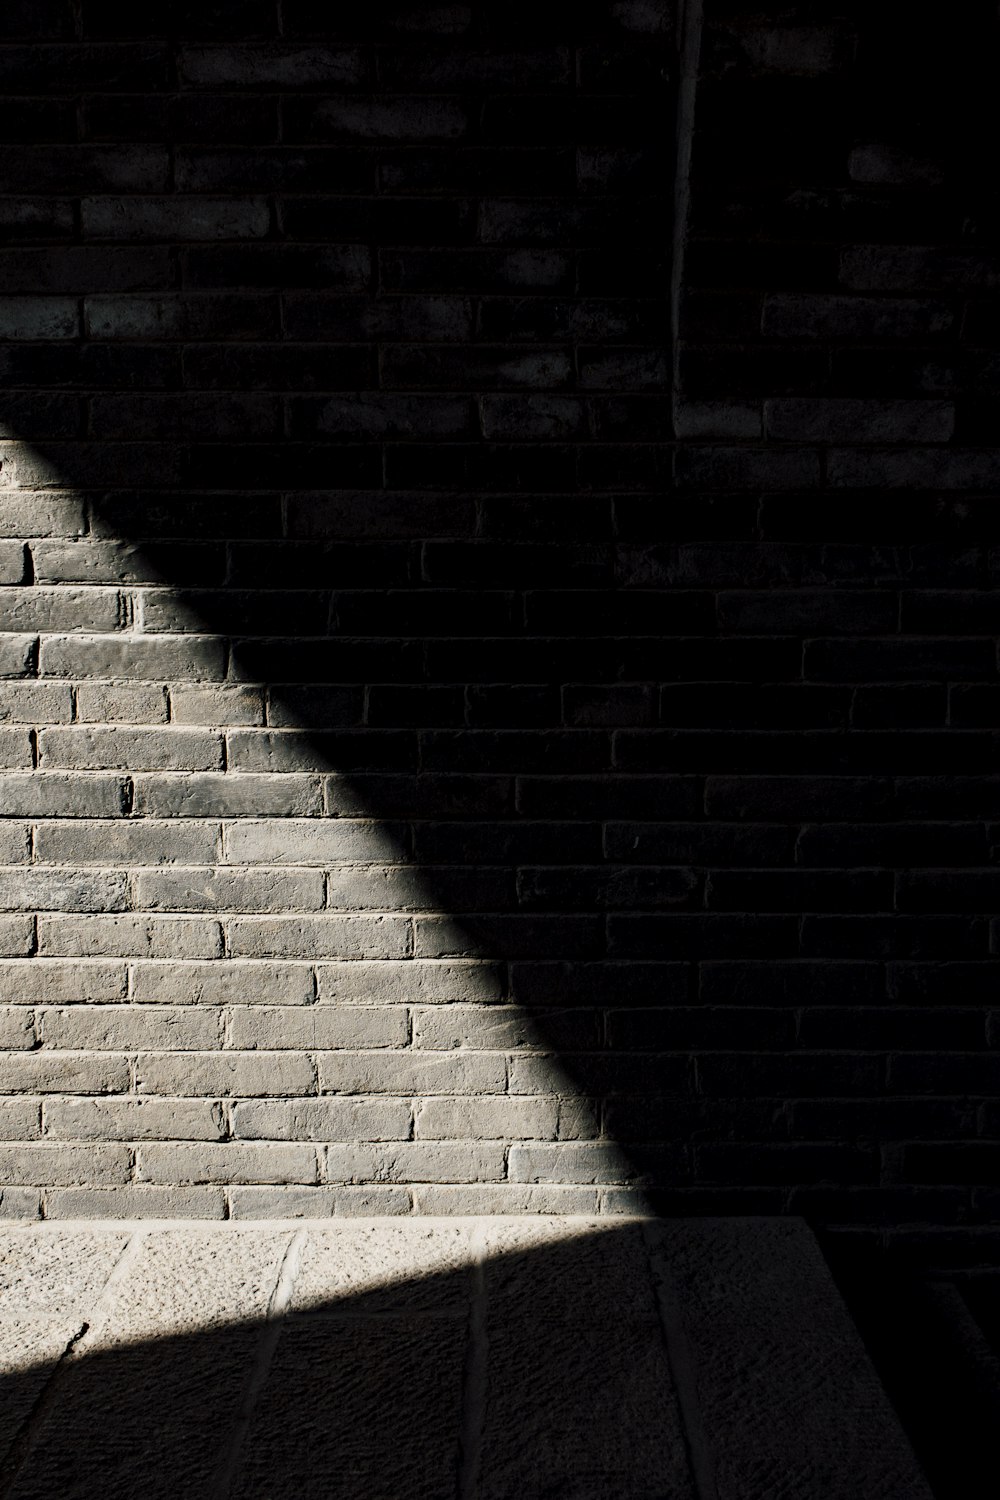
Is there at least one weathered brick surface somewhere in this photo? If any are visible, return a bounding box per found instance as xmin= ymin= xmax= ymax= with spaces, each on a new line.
xmin=0 ymin=1 xmax=995 ymax=1257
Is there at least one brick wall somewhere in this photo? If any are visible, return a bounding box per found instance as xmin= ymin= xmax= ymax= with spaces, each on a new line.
xmin=0 ymin=1 xmax=997 ymax=1258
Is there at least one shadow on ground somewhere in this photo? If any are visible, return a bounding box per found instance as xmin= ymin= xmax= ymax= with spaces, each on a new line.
xmin=0 ymin=1217 xmax=937 ymax=1500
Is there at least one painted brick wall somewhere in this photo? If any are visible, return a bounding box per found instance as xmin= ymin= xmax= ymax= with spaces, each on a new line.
xmin=0 ymin=0 xmax=997 ymax=1261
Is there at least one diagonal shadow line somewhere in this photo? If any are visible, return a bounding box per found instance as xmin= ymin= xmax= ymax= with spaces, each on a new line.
xmin=0 ymin=0 xmax=691 ymax=1214
xmin=0 ymin=1222 xmax=701 ymax=1500
xmin=3 ymin=428 xmax=713 ymax=1209
xmin=0 ymin=1219 xmax=936 ymax=1500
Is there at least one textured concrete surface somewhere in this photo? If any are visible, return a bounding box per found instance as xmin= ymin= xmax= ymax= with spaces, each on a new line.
xmin=0 ymin=1217 xmax=932 ymax=1500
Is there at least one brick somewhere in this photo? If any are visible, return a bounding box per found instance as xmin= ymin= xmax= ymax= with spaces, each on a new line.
xmin=805 ymin=639 xmax=994 ymax=682
xmin=40 ymin=1005 xmax=220 ymax=1051
xmin=178 ymin=45 xmax=368 ymax=88
xmin=35 ymin=820 xmax=219 ymax=866
xmin=0 ymin=634 xmax=36 ymax=678
xmin=673 ymin=402 xmax=761 ymax=439
xmin=0 ymin=542 xmax=26 ymax=584
xmin=0 ymin=683 xmax=73 ymax=722
xmin=0 ymin=729 xmax=32 ymax=767
xmin=508 ymin=1143 xmax=643 ymax=1185
xmin=0 ymin=297 xmax=77 ymax=338
xmin=0 ymin=826 xmax=29 ymax=865
xmin=887 ymin=1055 xmax=1000 ymax=1096
xmin=86 ymin=293 xmax=277 ymax=339
xmin=229 ymin=1006 xmax=406 ymax=1051
xmin=0 ymin=245 xmax=172 ymax=294
xmin=315 ymin=960 xmax=505 ymax=1005
xmin=223 ymin=818 xmax=406 ymax=864
xmin=142 ymin=586 xmax=325 ymax=635
xmin=801 ymin=916 xmax=985 ymax=959
xmin=324 ymin=1141 xmax=504 ymax=1184
xmin=379 ymin=46 xmax=570 ymax=89
xmin=136 ymin=868 xmax=325 ymax=913
xmin=413 ymin=1005 xmax=597 ymax=1052
xmin=705 ymin=776 xmax=892 ymax=821
xmin=2 ymin=439 xmax=179 ymax=488
xmin=0 ymin=1008 xmax=33 ymax=1048
xmin=38 ymin=727 xmax=223 ymax=771
xmin=76 ymin=684 xmax=170 ymax=723
xmin=674 ymin=446 xmax=820 ymax=490
xmin=0 ymin=498 xmax=85 ymax=540
xmin=94 ymin=395 xmax=280 ymax=442
xmin=227 ymin=1185 xmax=410 ymax=1217
xmin=414 ymin=1097 xmax=564 ymax=1141
xmin=843 ymin=244 xmax=1000 ymax=293
xmin=129 ymin=960 xmax=314 ymax=1006
xmin=0 ymin=197 xmax=74 ymax=238
xmin=267 ymin=684 xmax=365 ymax=726
xmin=32 ymin=541 xmax=176 ymax=586
xmin=38 ymin=915 xmax=223 ymax=960
xmin=225 ymin=729 xmax=416 ymax=773
xmin=135 ymin=1052 xmax=315 ymax=1097
xmin=507 ymin=1052 xmax=687 ymax=1096
xmin=414 ymin=914 xmax=603 ymax=959
xmin=232 ymin=1099 xmax=410 ymax=1141
xmin=380 ymin=345 xmax=571 ymax=391
xmin=324 ymin=864 xmax=511 ymax=913
xmin=133 ymin=774 xmax=322 ymax=818
xmin=762 ymin=294 xmax=953 ymax=338
xmin=285 ymin=95 xmax=471 ymax=143
xmin=44 ymin=1186 xmax=225 ymax=1218
xmin=318 ymin=1052 xmax=505 ymax=1095
xmin=0 ymin=1143 xmax=129 ymax=1186
xmin=0 ymin=1096 xmax=40 ymax=1138
xmin=0 ymin=918 xmax=35 ymax=956
xmin=0 ymin=1187 xmax=40 ymax=1216
xmin=290 ymin=392 xmax=475 ymax=439
xmin=82 ymin=196 xmax=270 ymax=239
xmin=765 ymin=399 xmax=954 ymax=443
xmin=170 ymin=686 xmax=264 ymax=726
xmin=0 ymin=1053 xmax=128 ymax=1094
xmin=887 ymin=963 xmax=999 ymax=1005
xmin=227 ymin=916 xmax=410 ymax=960
xmin=412 ymin=1184 xmax=598 ymax=1214
xmin=136 ymin=1142 xmax=317 ymax=1184
xmin=0 ymin=392 xmax=81 ymax=440
xmin=44 ymin=1097 xmax=224 ymax=1141
xmin=0 ymin=960 xmax=126 ymax=1006
xmin=856 ymin=446 xmax=1000 ymax=489
xmin=0 ymin=870 xmax=128 ymax=913
xmin=39 ymin=634 xmax=227 ymax=681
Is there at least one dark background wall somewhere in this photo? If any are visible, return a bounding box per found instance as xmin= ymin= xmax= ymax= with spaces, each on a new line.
xmin=0 ymin=0 xmax=998 ymax=1272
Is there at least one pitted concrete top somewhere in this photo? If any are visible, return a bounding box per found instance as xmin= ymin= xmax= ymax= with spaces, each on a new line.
xmin=0 ymin=1216 xmax=930 ymax=1500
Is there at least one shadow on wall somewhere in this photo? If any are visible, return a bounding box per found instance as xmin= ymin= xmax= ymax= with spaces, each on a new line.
xmin=3 ymin=0 xmax=1000 ymax=1241
xmin=0 ymin=1219 xmax=940 ymax=1500
xmin=0 ymin=0 xmax=699 ymax=1216
xmin=3 ymin=437 xmax=707 ymax=1203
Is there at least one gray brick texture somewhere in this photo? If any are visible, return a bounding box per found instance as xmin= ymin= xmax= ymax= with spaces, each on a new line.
xmin=0 ymin=0 xmax=996 ymax=1262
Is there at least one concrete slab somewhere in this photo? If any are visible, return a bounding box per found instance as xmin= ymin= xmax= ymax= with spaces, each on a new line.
xmin=290 ymin=1222 xmax=473 ymax=1318
xmin=94 ymin=1227 xmax=289 ymax=1342
xmin=4 ymin=1330 xmax=263 ymax=1500
xmin=482 ymin=1217 xmax=660 ymax=1323
xmin=0 ymin=1217 xmax=933 ymax=1500
xmin=650 ymin=1218 xmax=935 ymax=1500
xmin=480 ymin=1318 xmax=692 ymax=1500
xmin=0 ymin=1315 xmax=81 ymax=1459
xmin=233 ymin=1320 xmax=468 ymax=1499
xmin=0 ymin=1228 xmax=127 ymax=1314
